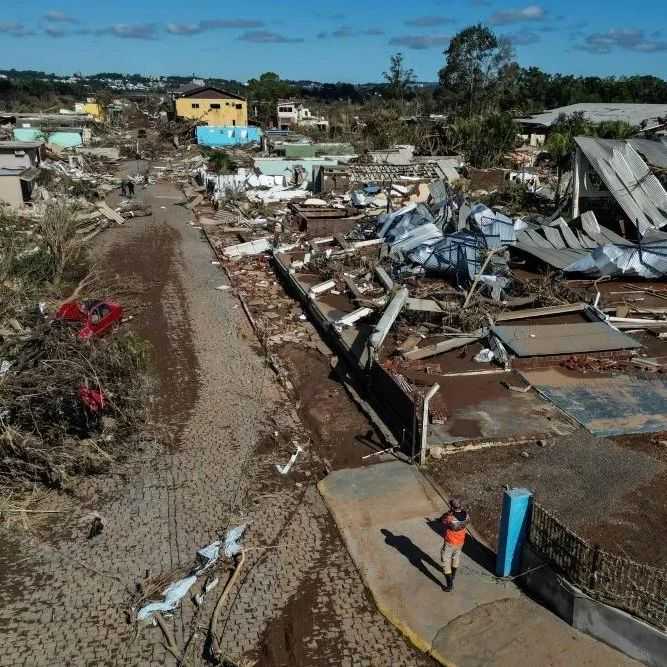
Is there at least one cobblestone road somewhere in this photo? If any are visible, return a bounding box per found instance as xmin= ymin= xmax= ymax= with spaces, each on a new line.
xmin=0 ymin=181 xmax=433 ymax=666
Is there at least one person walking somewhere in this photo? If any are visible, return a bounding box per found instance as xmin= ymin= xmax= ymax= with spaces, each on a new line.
xmin=441 ymin=497 xmax=469 ymax=592
xmin=120 ymin=179 xmax=128 ymax=198
xmin=127 ymin=180 xmax=135 ymax=198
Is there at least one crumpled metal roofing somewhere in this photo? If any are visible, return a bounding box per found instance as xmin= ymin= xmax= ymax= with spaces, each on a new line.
xmin=515 ymin=213 xmax=667 ymax=278
xmin=469 ymin=203 xmax=516 ymax=249
xmin=575 ymin=137 xmax=667 ymax=235
xmin=408 ymin=230 xmax=484 ymax=284
xmin=628 ymin=138 xmax=667 ymax=170
xmin=564 ymin=231 xmax=667 ymax=278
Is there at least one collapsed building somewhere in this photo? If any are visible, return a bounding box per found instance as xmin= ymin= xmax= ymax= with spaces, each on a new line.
xmin=186 ymin=133 xmax=667 ymax=467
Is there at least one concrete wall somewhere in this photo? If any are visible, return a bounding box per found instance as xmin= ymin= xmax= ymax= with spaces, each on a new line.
xmin=13 ymin=128 xmax=45 ymax=142
xmin=282 ymin=143 xmax=354 ymax=159
xmin=0 ymin=175 xmax=24 ymax=208
xmin=176 ymin=97 xmax=247 ymax=126
xmin=0 ymin=153 xmax=32 ymax=169
xmin=48 ymin=132 xmax=83 ymax=148
xmin=196 ymin=126 xmax=261 ymax=147
xmin=13 ymin=128 xmax=82 ymax=147
xmin=254 ymin=157 xmax=338 ymax=182
xmin=521 ymin=544 xmax=667 ymax=667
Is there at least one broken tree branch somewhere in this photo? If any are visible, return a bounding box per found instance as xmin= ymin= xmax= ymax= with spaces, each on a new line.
xmin=209 ymin=551 xmax=246 ymax=661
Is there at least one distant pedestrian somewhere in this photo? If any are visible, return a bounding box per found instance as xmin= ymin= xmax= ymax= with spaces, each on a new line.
xmin=441 ymin=497 xmax=469 ymax=592
xmin=127 ymin=180 xmax=135 ymax=198
xmin=120 ymin=179 xmax=128 ymax=197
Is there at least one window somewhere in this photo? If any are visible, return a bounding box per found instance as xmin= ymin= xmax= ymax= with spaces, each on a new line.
xmin=232 ymin=120 xmax=236 ymax=126
xmin=191 ymin=103 xmax=200 ymax=109
xmin=236 ymin=104 xmax=243 ymax=110
xmin=210 ymin=103 xmax=221 ymax=109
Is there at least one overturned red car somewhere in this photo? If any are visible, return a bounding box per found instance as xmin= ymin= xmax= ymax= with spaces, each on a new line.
xmin=55 ymin=299 xmax=124 ymax=340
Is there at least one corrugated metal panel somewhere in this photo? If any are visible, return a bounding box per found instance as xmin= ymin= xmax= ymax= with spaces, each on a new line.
xmin=492 ymin=322 xmax=641 ymax=357
xmin=578 ymin=231 xmax=598 ymax=249
xmin=558 ymin=219 xmax=584 ymax=249
xmin=543 ymin=226 xmax=565 ymax=248
xmin=576 ymin=137 xmax=667 ymax=234
xmin=628 ymin=138 xmax=667 ymax=169
xmin=513 ymin=243 xmax=587 ymax=269
xmin=518 ymin=228 xmax=554 ymax=248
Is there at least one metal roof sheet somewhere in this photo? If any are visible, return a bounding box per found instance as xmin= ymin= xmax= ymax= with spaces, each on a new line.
xmin=513 ymin=243 xmax=587 ymax=270
xmin=628 ymin=138 xmax=667 ymax=169
xmin=492 ymin=322 xmax=640 ymax=357
xmin=517 ymin=103 xmax=667 ymax=128
xmin=575 ymin=137 xmax=667 ymax=234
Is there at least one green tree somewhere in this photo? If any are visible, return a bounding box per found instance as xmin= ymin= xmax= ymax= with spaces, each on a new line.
xmin=543 ymin=132 xmax=570 ymax=206
xmin=544 ymin=112 xmax=597 ymax=205
xmin=246 ymin=72 xmax=294 ymax=125
xmin=447 ymin=112 xmax=518 ymax=168
xmin=438 ymin=24 xmax=514 ymax=116
xmin=595 ymin=120 xmax=637 ymax=139
xmin=383 ymin=52 xmax=416 ymax=103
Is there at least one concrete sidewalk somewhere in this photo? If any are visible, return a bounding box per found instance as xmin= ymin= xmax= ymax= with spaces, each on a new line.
xmin=319 ymin=461 xmax=640 ymax=666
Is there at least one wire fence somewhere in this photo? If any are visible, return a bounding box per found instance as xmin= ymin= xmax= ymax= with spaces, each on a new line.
xmin=528 ymin=501 xmax=667 ymax=631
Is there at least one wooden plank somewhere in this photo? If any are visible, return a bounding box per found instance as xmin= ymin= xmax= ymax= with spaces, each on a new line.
xmin=334 ymin=233 xmax=350 ymax=250
xmin=343 ymin=275 xmax=364 ymax=301
xmin=403 ymin=334 xmax=481 ymax=360
xmin=496 ymin=303 xmax=587 ymax=322
xmin=406 ymin=297 xmax=444 ymax=314
xmin=375 ymin=266 xmax=394 ymax=291
xmin=96 ymin=202 xmax=125 ymax=225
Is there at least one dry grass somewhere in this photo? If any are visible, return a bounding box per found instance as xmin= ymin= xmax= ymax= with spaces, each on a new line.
xmin=0 ymin=324 xmax=151 ymax=488
xmin=0 ymin=486 xmax=73 ymax=532
xmin=34 ymin=201 xmax=85 ymax=285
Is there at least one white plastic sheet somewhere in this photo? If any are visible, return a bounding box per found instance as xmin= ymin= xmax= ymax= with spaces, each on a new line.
xmin=137 ymin=576 xmax=197 ymax=621
xmin=136 ymin=526 xmax=247 ymax=622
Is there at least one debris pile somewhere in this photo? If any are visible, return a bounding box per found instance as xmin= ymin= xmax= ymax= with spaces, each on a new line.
xmin=0 ymin=320 xmax=149 ymax=487
xmin=189 ymin=137 xmax=667 ymax=457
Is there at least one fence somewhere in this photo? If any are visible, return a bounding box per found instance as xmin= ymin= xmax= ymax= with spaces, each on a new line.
xmin=529 ymin=501 xmax=667 ymax=631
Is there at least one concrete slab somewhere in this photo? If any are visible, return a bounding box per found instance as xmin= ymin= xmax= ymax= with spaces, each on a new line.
xmin=319 ymin=461 xmax=520 ymax=658
xmin=320 ymin=461 xmax=641 ymax=666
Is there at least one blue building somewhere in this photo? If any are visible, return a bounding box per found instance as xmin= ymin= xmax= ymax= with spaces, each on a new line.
xmin=196 ymin=126 xmax=262 ymax=148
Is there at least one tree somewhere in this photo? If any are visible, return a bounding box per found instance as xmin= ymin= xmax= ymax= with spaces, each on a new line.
xmin=596 ymin=120 xmax=637 ymax=139
xmin=246 ymin=72 xmax=294 ymax=125
xmin=383 ymin=53 xmax=416 ymax=103
xmin=438 ymin=24 xmax=514 ymax=116
xmin=447 ymin=112 xmax=518 ymax=168
xmin=543 ymin=132 xmax=570 ymax=206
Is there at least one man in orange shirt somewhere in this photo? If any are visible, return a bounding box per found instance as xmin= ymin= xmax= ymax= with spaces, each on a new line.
xmin=441 ymin=497 xmax=469 ymax=592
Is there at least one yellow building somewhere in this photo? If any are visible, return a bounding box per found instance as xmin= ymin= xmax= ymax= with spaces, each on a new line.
xmin=76 ymin=99 xmax=106 ymax=122
xmin=175 ymin=85 xmax=247 ymax=126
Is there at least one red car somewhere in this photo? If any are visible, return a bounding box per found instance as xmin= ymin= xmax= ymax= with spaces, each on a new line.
xmin=55 ymin=299 xmax=124 ymax=340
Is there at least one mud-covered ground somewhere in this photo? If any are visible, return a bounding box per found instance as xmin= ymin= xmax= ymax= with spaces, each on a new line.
xmin=427 ymin=429 xmax=667 ymax=568
xmin=0 ymin=177 xmax=434 ymax=666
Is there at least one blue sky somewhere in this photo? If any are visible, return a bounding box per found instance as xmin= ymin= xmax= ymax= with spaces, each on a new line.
xmin=1 ymin=0 xmax=666 ymax=82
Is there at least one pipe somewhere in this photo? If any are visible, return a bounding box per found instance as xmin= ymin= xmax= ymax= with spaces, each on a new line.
xmin=420 ymin=383 xmax=440 ymax=466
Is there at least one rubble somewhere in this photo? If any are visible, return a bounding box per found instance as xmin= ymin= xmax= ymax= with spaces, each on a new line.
xmin=187 ymin=132 xmax=667 ymax=455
